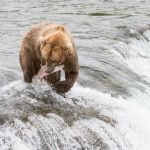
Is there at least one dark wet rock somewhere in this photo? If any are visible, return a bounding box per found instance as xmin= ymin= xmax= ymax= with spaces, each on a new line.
xmin=88 ymin=12 xmax=113 ymax=16
xmin=0 ymin=118 xmax=6 ymax=125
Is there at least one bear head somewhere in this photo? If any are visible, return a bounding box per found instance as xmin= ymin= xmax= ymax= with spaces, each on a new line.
xmin=39 ymin=31 xmax=73 ymax=73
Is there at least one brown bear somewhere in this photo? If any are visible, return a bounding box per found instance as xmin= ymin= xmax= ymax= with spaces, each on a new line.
xmin=19 ymin=23 xmax=79 ymax=93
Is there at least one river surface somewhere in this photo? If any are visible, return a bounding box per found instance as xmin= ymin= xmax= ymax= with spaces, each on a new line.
xmin=0 ymin=0 xmax=150 ymax=149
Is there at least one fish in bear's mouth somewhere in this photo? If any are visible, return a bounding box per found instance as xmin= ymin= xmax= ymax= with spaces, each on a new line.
xmin=36 ymin=65 xmax=64 ymax=80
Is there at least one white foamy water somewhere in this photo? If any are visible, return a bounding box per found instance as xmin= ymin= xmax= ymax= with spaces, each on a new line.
xmin=126 ymin=30 xmax=150 ymax=81
xmin=0 ymin=78 xmax=150 ymax=149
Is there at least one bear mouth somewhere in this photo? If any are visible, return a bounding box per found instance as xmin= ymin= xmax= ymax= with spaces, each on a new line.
xmin=46 ymin=64 xmax=56 ymax=73
xmin=36 ymin=65 xmax=64 ymax=80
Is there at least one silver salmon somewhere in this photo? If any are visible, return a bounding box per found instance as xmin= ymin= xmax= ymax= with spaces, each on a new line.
xmin=36 ymin=65 xmax=64 ymax=80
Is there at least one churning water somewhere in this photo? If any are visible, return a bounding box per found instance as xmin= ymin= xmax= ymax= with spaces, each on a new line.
xmin=0 ymin=0 xmax=150 ymax=149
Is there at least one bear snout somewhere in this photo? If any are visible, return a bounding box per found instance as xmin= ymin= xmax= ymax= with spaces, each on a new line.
xmin=46 ymin=63 xmax=56 ymax=73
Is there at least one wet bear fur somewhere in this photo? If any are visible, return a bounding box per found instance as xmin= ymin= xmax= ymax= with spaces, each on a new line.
xmin=19 ymin=23 xmax=79 ymax=93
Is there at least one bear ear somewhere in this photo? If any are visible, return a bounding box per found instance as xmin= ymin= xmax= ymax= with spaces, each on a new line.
xmin=39 ymin=36 xmax=46 ymax=46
